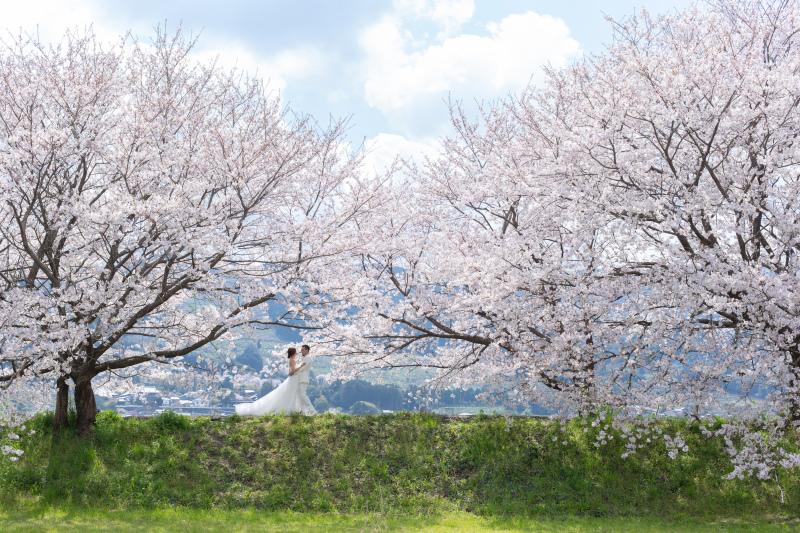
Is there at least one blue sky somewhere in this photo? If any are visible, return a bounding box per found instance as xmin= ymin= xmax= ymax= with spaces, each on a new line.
xmin=5 ymin=0 xmax=695 ymax=172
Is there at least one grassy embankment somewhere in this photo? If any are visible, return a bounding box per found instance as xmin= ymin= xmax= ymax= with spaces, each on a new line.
xmin=0 ymin=411 xmax=798 ymax=529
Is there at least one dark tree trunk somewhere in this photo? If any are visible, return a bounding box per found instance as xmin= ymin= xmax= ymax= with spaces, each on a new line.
xmin=74 ymin=377 xmax=98 ymax=437
xmin=53 ymin=377 xmax=70 ymax=433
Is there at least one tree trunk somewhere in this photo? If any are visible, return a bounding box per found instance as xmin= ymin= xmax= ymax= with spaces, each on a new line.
xmin=74 ymin=377 xmax=98 ymax=437
xmin=53 ymin=377 xmax=70 ymax=433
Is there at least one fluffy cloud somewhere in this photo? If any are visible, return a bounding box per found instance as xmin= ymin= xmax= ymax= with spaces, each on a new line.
xmin=0 ymin=2 xmax=324 ymax=96
xmin=362 ymin=133 xmax=439 ymax=175
xmin=361 ymin=10 xmax=581 ymax=113
xmin=394 ymin=0 xmax=475 ymax=36
xmin=192 ymin=43 xmax=325 ymax=94
xmin=0 ymin=0 xmax=120 ymax=44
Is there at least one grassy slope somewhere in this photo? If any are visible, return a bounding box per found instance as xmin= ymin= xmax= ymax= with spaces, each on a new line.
xmin=0 ymin=411 xmax=798 ymax=521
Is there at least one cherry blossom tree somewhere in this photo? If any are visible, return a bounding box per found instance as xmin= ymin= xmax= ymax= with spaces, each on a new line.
xmin=0 ymin=28 xmax=371 ymax=438
xmin=306 ymin=0 xmax=800 ymax=478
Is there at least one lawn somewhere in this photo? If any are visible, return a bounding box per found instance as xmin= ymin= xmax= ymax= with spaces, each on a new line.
xmin=1 ymin=508 xmax=797 ymax=532
xmin=1 ymin=410 xmax=798 ymax=529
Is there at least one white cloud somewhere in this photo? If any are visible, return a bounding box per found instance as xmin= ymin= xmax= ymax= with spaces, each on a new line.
xmin=394 ymin=0 xmax=475 ymax=36
xmin=0 ymin=0 xmax=121 ymax=44
xmin=362 ymin=133 xmax=439 ymax=175
xmin=0 ymin=1 xmax=325 ymax=97
xmin=361 ymin=11 xmax=581 ymax=113
xmin=192 ymin=43 xmax=325 ymax=94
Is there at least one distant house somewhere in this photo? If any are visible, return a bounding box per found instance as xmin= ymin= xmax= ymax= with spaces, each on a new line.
xmin=162 ymin=396 xmax=182 ymax=407
xmin=243 ymin=389 xmax=258 ymax=401
xmin=142 ymin=391 xmax=162 ymax=405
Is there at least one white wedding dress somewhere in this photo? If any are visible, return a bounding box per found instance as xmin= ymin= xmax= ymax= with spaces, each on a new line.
xmin=235 ymin=359 xmax=316 ymax=416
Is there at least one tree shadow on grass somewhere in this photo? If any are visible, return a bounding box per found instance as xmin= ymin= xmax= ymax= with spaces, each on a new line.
xmin=43 ymin=427 xmax=98 ymax=505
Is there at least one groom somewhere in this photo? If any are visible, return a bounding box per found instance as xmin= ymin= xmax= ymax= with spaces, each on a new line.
xmin=295 ymin=344 xmax=317 ymax=415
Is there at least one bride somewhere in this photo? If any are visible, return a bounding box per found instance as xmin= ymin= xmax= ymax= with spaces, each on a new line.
xmin=235 ymin=346 xmax=317 ymax=416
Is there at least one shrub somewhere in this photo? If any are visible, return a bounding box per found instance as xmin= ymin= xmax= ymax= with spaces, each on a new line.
xmin=150 ymin=410 xmax=191 ymax=433
xmin=313 ymin=395 xmax=330 ymax=413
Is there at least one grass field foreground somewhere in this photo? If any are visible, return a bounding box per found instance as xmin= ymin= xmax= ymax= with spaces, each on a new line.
xmin=1 ymin=507 xmax=798 ymax=532
xmin=0 ymin=411 xmax=798 ymax=523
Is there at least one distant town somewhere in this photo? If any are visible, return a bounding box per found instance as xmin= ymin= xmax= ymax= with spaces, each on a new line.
xmin=93 ymin=369 xmax=541 ymax=418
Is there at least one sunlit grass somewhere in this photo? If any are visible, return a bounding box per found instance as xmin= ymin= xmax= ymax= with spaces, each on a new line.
xmin=1 ymin=410 xmax=798 ymax=523
xmin=1 ymin=507 xmax=797 ymax=532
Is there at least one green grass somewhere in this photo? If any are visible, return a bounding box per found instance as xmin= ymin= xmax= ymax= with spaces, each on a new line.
xmin=1 ymin=411 xmax=798 ymax=524
xmin=0 ymin=508 xmax=800 ymax=533
xmin=1 ymin=508 xmax=798 ymax=532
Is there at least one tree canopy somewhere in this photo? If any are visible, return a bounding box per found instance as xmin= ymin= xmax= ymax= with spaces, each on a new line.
xmin=303 ymin=0 xmax=800 ymax=480
xmin=2 ymin=1 xmax=799 ymax=482
xmin=0 ymin=28 xmax=373 ymax=437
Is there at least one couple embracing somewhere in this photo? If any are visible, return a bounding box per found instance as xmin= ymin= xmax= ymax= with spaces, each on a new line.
xmin=235 ymin=344 xmax=317 ymax=416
